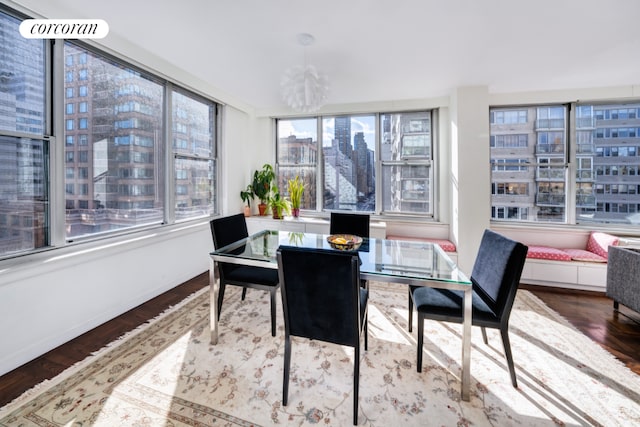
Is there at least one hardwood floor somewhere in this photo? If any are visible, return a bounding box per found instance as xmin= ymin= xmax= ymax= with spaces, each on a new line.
xmin=522 ymin=284 xmax=640 ymax=375
xmin=1 ymin=274 xmax=639 ymax=408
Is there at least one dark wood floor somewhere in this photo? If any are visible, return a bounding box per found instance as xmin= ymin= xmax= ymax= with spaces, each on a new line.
xmin=1 ymin=274 xmax=639 ymax=408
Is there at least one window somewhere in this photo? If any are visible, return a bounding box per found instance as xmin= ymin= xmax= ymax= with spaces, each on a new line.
xmin=0 ymin=9 xmax=48 ymax=257
xmin=64 ymin=42 xmax=165 ymax=239
xmin=577 ymin=102 xmax=640 ymax=225
xmin=276 ymin=110 xmax=433 ymax=216
xmin=381 ymin=112 xmax=432 ymax=214
xmin=492 ymin=101 xmax=640 ymax=227
xmin=490 ymin=105 xmax=567 ymax=223
xmin=323 ymin=115 xmax=376 ymax=211
xmin=276 ymin=118 xmax=318 ymax=210
xmin=171 ymin=89 xmax=217 ymax=220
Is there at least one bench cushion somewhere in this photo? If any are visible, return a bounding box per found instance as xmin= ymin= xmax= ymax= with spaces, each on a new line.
xmin=561 ymin=248 xmax=607 ymax=263
xmin=526 ymin=245 xmax=573 ymax=261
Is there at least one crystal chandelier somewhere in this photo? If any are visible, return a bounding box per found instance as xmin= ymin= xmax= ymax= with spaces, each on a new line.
xmin=281 ymin=33 xmax=329 ymax=113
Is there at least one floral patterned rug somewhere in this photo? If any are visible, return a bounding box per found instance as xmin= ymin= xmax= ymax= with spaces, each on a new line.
xmin=2 ymin=282 xmax=639 ymax=426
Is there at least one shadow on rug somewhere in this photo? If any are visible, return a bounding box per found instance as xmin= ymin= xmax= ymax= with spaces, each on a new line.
xmin=1 ymin=282 xmax=639 ymax=426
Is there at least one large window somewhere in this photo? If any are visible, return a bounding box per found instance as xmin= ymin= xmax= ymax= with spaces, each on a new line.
xmin=323 ymin=115 xmax=375 ymax=211
xmin=276 ymin=111 xmax=433 ymax=216
xmin=0 ymin=5 xmax=218 ymax=258
xmin=0 ymin=9 xmax=48 ymax=257
xmin=63 ymin=43 xmax=218 ymax=239
xmin=491 ymin=102 xmax=640 ymax=227
xmin=276 ymin=118 xmax=318 ymax=210
xmin=490 ymin=105 xmax=568 ymax=223
xmin=171 ymin=90 xmax=216 ymax=220
xmin=64 ymin=43 xmax=165 ymax=238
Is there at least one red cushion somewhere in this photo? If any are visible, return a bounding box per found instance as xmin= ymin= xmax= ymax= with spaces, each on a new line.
xmin=585 ymin=232 xmax=618 ymax=258
xmin=526 ymin=245 xmax=573 ymax=261
xmin=386 ymin=235 xmax=456 ymax=252
xmin=561 ymin=248 xmax=607 ymax=263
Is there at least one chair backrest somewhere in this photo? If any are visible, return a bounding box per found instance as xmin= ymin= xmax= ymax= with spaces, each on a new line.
xmin=210 ymin=214 xmax=250 ymax=277
xmin=209 ymin=213 xmax=249 ymax=249
xmin=329 ymin=212 xmax=370 ymax=238
xmin=277 ymin=246 xmax=362 ymax=347
xmin=470 ymin=229 xmax=528 ymax=319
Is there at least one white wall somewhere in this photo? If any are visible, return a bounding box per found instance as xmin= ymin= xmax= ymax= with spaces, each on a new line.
xmin=0 ymin=221 xmax=212 ymax=376
xmin=449 ymin=87 xmax=491 ymax=272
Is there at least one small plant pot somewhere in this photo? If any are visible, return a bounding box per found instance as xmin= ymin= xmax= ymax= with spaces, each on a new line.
xmin=243 ymin=206 xmax=251 ymax=217
xmin=272 ymin=207 xmax=283 ymax=219
xmin=258 ymin=203 xmax=268 ymax=216
xmin=292 ymin=208 xmax=300 ymax=218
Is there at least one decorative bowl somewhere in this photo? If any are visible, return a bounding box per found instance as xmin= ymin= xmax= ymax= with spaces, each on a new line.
xmin=327 ymin=234 xmax=363 ymax=251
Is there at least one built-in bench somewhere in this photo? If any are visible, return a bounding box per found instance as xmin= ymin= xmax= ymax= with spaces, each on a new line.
xmin=516 ymin=231 xmax=620 ymax=292
xmin=386 ymin=231 xmax=614 ymax=291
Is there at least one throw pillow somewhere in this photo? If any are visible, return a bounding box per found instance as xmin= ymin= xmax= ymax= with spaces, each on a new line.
xmin=585 ymin=231 xmax=619 ymax=258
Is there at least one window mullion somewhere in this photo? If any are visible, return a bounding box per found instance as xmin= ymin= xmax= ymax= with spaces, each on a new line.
xmin=164 ymin=85 xmax=175 ymax=225
xmin=50 ymin=39 xmax=66 ymax=246
xmin=316 ymin=117 xmax=323 ymax=211
xmin=374 ymin=114 xmax=382 ymax=215
xmin=566 ymin=103 xmax=577 ymax=224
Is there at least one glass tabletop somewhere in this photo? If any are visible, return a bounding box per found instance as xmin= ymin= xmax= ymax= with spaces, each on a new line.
xmin=211 ymin=230 xmax=470 ymax=286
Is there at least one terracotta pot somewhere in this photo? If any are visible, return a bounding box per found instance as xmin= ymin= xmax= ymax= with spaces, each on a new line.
xmin=258 ymin=203 xmax=267 ymax=216
xmin=243 ymin=206 xmax=251 ymax=217
xmin=272 ymin=207 xmax=283 ymax=219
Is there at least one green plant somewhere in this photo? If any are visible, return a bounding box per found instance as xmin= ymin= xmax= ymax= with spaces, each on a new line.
xmin=267 ymin=186 xmax=291 ymax=219
xmin=287 ymin=175 xmax=305 ymax=210
xmin=252 ymin=164 xmax=275 ymax=204
xmin=240 ymin=184 xmax=254 ymax=207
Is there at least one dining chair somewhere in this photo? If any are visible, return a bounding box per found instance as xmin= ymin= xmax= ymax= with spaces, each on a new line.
xmin=209 ymin=213 xmax=280 ymax=336
xmin=408 ymin=229 xmax=528 ymax=387
xmin=330 ymin=211 xmax=370 ymax=290
xmin=329 ymin=212 xmax=370 ymax=238
xmin=277 ymin=245 xmax=368 ymax=426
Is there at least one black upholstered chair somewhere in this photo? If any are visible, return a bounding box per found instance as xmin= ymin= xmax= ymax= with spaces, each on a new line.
xmin=330 ymin=212 xmax=370 ymax=238
xmin=330 ymin=212 xmax=370 ymax=289
xmin=277 ymin=246 xmax=368 ymax=426
xmin=210 ymin=214 xmax=280 ymax=336
xmin=408 ymin=229 xmax=528 ymax=387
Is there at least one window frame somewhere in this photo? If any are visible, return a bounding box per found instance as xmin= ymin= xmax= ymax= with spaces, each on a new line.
xmin=0 ymin=4 xmax=220 ymax=260
xmin=275 ymin=109 xmax=436 ymax=219
xmin=490 ymin=100 xmax=640 ymax=229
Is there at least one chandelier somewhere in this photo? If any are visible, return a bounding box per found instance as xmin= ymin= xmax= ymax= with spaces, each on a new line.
xmin=281 ymin=33 xmax=329 ymax=113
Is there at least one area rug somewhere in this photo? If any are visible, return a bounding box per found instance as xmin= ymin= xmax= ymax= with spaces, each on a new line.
xmin=2 ymin=282 xmax=639 ymax=427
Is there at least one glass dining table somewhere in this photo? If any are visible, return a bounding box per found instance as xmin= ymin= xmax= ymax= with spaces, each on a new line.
xmin=209 ymin=229 xmax=473 ymax=401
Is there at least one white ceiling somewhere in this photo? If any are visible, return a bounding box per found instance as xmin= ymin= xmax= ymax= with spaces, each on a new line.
xmin=13 ymin=0 xmax=640 ymax=111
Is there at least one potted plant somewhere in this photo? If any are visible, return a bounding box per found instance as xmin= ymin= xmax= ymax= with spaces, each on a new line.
xmin=240 ymin=184 xmax=254 ymax=217
xmin=252 ymin=164 xmax=276 ymax=216
xmin=287 ymin=175 xmax=304 ymax=218
xmin=268 ymin=185 xmax=291 ymax=219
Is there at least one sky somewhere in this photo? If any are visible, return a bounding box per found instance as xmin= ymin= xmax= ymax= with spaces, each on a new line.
xmin=278 ymin=115 xmax=376 ymax=150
